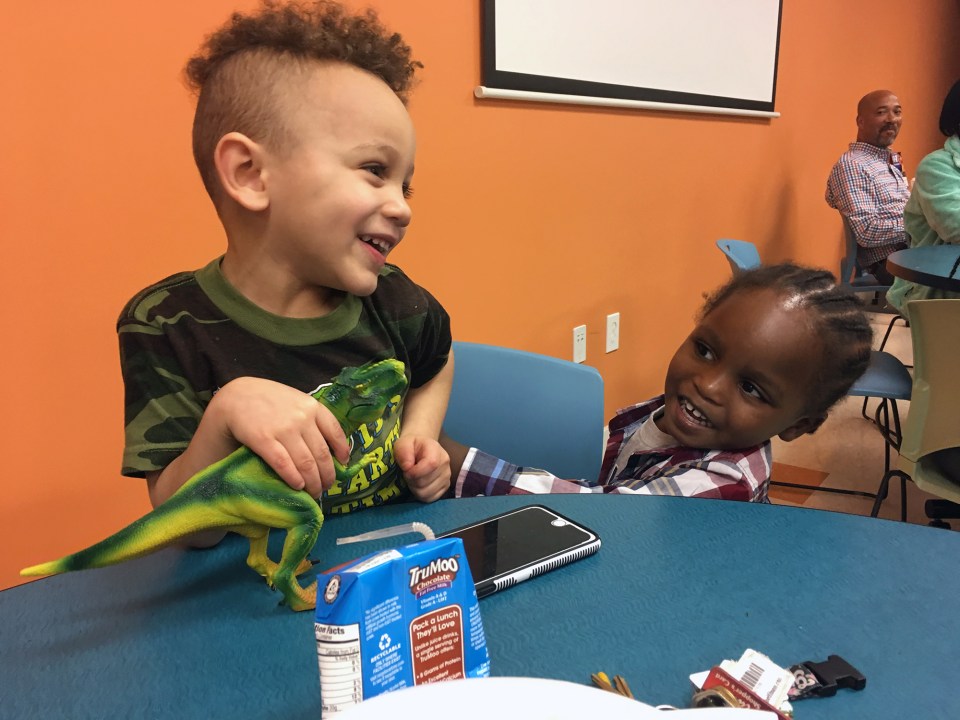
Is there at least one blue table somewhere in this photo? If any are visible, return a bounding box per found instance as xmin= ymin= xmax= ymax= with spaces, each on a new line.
xmin=3 ymin=495 xmax=959 ymax=719
xmin=886 ymin=245 xmax=960 ymax=291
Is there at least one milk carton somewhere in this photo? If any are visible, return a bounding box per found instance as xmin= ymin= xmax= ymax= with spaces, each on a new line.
xmin=314 ymin=537 xmax=490 ymax=717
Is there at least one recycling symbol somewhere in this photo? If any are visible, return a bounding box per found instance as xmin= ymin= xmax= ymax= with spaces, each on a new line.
xmin=378 ymin=633 xmax=391 ymax=651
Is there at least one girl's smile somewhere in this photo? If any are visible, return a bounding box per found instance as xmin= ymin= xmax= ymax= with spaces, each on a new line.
xmin=657 ymin=287 xmax=826 ymax=450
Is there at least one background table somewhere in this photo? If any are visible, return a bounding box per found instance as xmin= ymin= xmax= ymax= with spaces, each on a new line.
xmin=886 ymin=245 xmax=960 ymax=291
xmin=3 ymin=495 xmax=959 ymax=719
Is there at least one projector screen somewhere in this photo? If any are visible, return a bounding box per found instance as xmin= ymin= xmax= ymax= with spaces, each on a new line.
xmin=478 ymin=0 xmax=783 ymax=118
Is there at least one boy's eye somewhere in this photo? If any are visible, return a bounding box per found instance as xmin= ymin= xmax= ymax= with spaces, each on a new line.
xmin=694 ymin=340 xmax=714 ymax=361
xmin=740 ymin=380 xmax=766 ymax=402
xmin=364 ymin=164 xmax=413 ymax=199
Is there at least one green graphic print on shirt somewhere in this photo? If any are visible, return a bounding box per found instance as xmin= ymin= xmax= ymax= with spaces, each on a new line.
xmin=321 ymin=380 xmax=406 ymax=514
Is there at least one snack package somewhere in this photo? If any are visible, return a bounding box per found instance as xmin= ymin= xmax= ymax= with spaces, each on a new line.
xmin=314 ymin=537 xmax=491 ymax=717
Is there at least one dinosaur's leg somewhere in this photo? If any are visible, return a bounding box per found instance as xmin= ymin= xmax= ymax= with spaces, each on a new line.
xmin=241 ymin=527 xmax=274 ymax=580
xmin=339 ymin=450 xmax=382 ymax=480
xmin=272 ymin=517 xmax=323 ymax=612
xmin=239 ymin=526 xmax=312 ymax=581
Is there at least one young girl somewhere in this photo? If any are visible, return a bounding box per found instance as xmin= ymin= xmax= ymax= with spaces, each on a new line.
xmin=442 ymin=263 xmax=873 ymax=502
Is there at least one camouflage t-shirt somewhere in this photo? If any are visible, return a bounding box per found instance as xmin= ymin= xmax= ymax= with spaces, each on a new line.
xmin=117 ymin=258 xmax=451 ymax=515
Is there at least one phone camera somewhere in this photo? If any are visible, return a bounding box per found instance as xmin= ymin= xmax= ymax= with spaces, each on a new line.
xmin=550 ymin=519 xmax=568 ymax=527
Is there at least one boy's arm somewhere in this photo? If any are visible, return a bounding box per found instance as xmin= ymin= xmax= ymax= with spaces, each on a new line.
xmin=394 ymin=355 xmax=454 ymax=503
xmin=146 ymin=376 xmax=350 ymax=545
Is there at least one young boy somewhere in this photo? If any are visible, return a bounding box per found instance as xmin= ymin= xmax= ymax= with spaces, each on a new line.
xmin=444 ymin=264 xmax=874 ymax=502
xmin=118 ymin=1 xmax=452 ymax=544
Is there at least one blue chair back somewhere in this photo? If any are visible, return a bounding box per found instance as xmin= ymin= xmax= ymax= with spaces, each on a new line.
xmin=715 ymin=239 xmax=761 ymax=274
xmin=443 ymin=341 xmax=605 ymax=481
xmin=839 ymin=215 xmax=890 ymax=292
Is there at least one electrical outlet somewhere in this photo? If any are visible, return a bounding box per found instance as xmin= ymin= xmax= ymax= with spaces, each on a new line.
xmin=606 ymin=312 xmax=620 ymax=353
xmin=573 ymin=325 xmax=587 ymax=364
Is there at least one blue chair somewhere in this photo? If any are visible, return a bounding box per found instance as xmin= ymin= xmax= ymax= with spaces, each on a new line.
xmin=839 ymin=215 xmax=892 ymax=296
xmin=839 ymin=214 xmax=910 ymax=426
xmin=834 ymin=230 xmax=913 ymax=515
xmin=840 ymin=214 xmax=907 ymax=353
xmin=715 ymin=239 xmax=761 ymax=274
xmin=443 ymin=341 xmax=605 ymax=481
xmin=846 ymin=350 xmax=914 ymax=518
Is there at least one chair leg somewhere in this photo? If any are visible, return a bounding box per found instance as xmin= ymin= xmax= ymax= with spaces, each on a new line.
xmin=871 ymin=471 xmax=892 ymax=517
xmin=872 ymin=398 xmax=902 ymax=461
xmin=869 ymin=398 xmax=907 ymax=520
xmin=877 ymin=314 xmax=908 ymax=353
xmin=769 ymin=480 xmax=877 ymax=499
xmin=877 ymin=316 xmax=895 ymax=351
xmin=871 ymin=470 xmax=909 ymax=518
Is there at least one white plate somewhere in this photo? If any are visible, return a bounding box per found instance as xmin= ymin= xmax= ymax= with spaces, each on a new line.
xmin=335 ymin=676 xmax=777 ymax=718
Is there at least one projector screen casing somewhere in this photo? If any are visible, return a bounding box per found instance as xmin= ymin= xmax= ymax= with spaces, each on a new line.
xmin=480 ymin=0 xmax=783 ymax=117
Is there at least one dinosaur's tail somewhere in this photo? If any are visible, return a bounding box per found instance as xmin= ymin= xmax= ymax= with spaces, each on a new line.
xmin=20 ymin=500 xmax=237 ymax=577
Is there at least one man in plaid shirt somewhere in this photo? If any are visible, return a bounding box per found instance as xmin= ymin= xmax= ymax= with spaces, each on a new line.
xmin=826 ymin=89 xmax=910 ymax=284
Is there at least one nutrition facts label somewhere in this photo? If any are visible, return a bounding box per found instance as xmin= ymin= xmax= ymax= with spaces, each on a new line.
xmin=315 ymin=622 xmax=362 ymax=716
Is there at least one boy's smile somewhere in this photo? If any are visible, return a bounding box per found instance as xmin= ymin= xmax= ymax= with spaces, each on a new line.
xmin=657 ymin=288 xmax=825 ymax=450
xmin=225 ymin=61 xmax=416 ymax=317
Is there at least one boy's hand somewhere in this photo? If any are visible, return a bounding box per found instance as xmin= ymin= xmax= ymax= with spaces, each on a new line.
xmin=394 ymin=435 xmax=451 ymax=503
xmin=213 ymin=377 xmax=350 ymax=498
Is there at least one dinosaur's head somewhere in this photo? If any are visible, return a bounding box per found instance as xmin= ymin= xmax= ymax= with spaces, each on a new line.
xmin=316 ymin=359 xmax=408 ymax=433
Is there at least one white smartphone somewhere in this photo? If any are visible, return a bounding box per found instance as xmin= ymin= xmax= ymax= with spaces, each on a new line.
xmin=438 ymin=505 xmax=601 ymax=598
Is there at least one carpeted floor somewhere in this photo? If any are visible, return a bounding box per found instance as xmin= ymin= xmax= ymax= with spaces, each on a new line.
xmin=768 ymin=463 xmax=830 ymax=505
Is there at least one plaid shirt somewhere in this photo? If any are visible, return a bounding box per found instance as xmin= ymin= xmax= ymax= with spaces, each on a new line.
xmin=826 ymin=142 xmax=910 ymax=267
xmin=454 ymin=396 xmax=771 ymax=502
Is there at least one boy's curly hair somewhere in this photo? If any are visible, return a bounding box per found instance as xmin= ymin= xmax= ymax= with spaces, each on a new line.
xmin=185 ymin=0 xmax=422 ymax=202
xmin=701 ymin=263 xmax=874 ymax=419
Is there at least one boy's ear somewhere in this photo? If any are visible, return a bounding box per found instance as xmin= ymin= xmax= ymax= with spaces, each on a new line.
xmin=213 ymin=132 xmax=269 ymax=212
xmin=777 ymin=415 xmax=827 ymax=443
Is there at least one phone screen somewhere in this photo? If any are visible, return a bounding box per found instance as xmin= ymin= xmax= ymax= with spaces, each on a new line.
xmin=439 ymin=505 xmax=600 ymax=597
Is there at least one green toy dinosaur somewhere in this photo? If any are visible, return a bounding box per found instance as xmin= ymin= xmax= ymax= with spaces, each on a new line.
xmin=20 ymin=359 xmax=408 ymax=612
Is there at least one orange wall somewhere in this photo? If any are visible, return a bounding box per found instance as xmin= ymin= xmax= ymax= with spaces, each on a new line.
xmin=3 ymin=1 xmax=958 ymax=590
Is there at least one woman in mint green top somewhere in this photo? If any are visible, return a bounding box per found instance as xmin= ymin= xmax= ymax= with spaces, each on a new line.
xmin=887 ymin=79 xmax=960 ymax=312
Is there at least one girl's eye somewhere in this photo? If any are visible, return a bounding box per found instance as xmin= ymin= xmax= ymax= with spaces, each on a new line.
xmin=694 ymin=340 xmax=714 ymax=361
xmin=363 ymin=163 xmax=387 ymax=179
xmin=740 ymin=380 xmax=766 ymax=402
xmin=402 ymin=184 xmax=414 ymax=199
